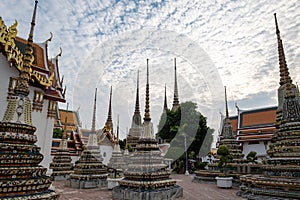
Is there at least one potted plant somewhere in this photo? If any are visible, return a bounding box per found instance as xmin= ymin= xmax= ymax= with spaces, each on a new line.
xmin=215 ymin=145 xmax=233 ymax=188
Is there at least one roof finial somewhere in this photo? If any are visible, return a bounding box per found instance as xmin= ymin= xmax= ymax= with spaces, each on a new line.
xmin=144 ymin=59 xmax=151 ymax=121
xmin=172 ymin=58 xmax=180 ymax=111
xmin=91 ymin=88 xmax=97 ymax=132
xmin=45 ymin=32 xmax=53 ymax=45
xmin=274 ymin=13 xmax=294 ymax=98
xmin=225 ymin=86 xmax=229 ymax=119
xmin=164 ymin=84 xmax=168 ymax=111
xmin=134 ymin=70 xmax=140 ymax=114
xmin=55 ymin=47 xmax=62 ymax=60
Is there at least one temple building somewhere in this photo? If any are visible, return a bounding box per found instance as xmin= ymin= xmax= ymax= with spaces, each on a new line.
xmin=127 ymin=71 xmax=143 ymax=150
xmin=234 ymin=106 xmax=277 ymax=161
xmin=0 ymin=1 xmax=58 ymax=198
xmin=237 ymin=14 xmax=300 ymax=199
xmin=0 ymin=3 xmax=66 ymax=171
xmin=112 ymin=59 xmax=183 ymax=200
xmin=68 ymin=88 xmax=108 ymax=189
xmin=52 ymin=107 xmax=83 ymax=160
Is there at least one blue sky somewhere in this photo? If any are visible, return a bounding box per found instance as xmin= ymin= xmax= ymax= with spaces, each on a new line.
xmin=1 ymin=0 xmax=300 ymax=143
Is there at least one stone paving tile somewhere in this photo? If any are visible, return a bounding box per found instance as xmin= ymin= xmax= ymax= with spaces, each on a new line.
xmin=52 ymin=181 xmax=112 ymax=200
xmin=52 ymin=174 xmax=245 ymax=200
xmin=171 ymin=174 xmax=245 ymax=200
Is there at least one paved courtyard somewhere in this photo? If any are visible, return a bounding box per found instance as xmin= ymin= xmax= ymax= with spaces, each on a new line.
xmin=53 ymin=174 xmax=245 ymax=200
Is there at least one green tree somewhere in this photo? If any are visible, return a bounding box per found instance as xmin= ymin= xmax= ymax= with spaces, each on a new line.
xmin=53 ymin=128 xmax=63 ymax=139
xmin=119 ymin=139 xmax=126 ymax=150
xmin=217 ymin=145 xmax=232 ymax=176
xmin=157 ymin=101 xmax=210 ymax=173
xmin=157 ymin=101 xmax=209 ymax=157
xmin=246 ymin=151 xmax=258 ymax=164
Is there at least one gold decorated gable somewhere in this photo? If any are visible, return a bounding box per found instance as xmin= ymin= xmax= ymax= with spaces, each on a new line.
xmin=102 ymin=126 xmax=117 ymax=144
xmin=0 ymin=17 xmax=53 ymax=88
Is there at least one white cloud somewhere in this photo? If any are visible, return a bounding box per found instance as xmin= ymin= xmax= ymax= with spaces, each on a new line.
xmin=1 ymin=0 xmax=300 ymax=144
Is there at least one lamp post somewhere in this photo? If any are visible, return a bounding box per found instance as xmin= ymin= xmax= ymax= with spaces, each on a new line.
xmin=184 ymin=133 xmax=189 ymax=175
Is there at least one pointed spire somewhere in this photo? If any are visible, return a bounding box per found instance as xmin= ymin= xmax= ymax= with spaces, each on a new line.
xmin=130 ymin=71 xmax=142 ymax=128
xmin=106 ymin=86 xmax=113 ymax=128
xmin=125 ymin=127 xmax=128 ymax=149
xmin=117 ymin=115 xmax=119 ymax=141
xmin=87 ymin=89 xmax=98 ymax=146
xmin=134 ymin=70 xmax=140 ymax=114
xmin=144 ymin=59 xmax=151 ymax=121
xmin=163 ymin=84 xmax=168 ymax=111
xmin=172 ymin=58 xmax=180 ymax=111
xmin=14 ymin=0 xmax=38 ymax=97
xmin=28 ymin=0 xmax=38 ymax=43
xmin=3 ymin=0 xmax=38 ymax=124
xmin=274 ymin=13 xmax=291 ymax=86
xmin=222 ymin=87 xmax=233 ymax=139
xmin=274 ymin=13 xmax=294 ymax=98
xmin=224 ymin=86 xmax=229 ymax=119
xmin=91 ymin=88 xmax=97 ymax=132
xmin=60 ymin=102 xmax=69 ymax=148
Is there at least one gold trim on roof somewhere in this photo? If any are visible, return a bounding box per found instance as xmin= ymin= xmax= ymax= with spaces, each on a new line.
xmin=0 ymin=19 xmax=24 ymax=71
xmin=31 ymin=71 xmax=54 ymax=89
xmin=0 ymin=18 xmax=54 ymax=88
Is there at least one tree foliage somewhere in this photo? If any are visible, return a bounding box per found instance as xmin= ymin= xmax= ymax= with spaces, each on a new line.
xmin=217 ymin=145 xmax=232 ymax=176
xmin=53 ymin=128 xmax=63 ymax=139
xmin=157 ymin=101 xmax=212 ymax=173
xmin=119 ymin=139 xmax=134 ymax=152
xmin=246 ymin=151 xmax=258 ymax=164
xmin=119 ymin=139 xmax=126 ymax=150
xmin=157 ymin=101 xmax=210 ymax=157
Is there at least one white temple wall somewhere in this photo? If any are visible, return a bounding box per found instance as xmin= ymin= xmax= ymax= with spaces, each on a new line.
xmin=242 ymin=141 xmax=270 ymax=162
xmin=0 ymin=55 xmax=55 ymax=171
xmin=100 ymin=145 xmax=113 ymax=165
xmin=0 ymin=55 xmax=17 ymax=117
xmin=32 ymin=100 xmax=54 ymax=170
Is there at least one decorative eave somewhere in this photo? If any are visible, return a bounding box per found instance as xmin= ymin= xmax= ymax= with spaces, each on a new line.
xmin=0 ymin=17 xmax=65 ymax=103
